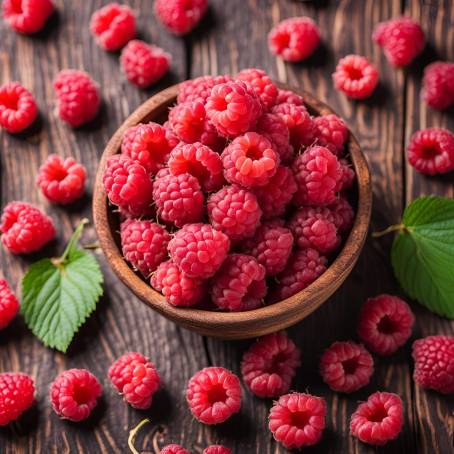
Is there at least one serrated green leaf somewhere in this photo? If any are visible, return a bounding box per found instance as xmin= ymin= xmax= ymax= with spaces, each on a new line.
xmin=391 ymin=196 xmax=454 ymax=319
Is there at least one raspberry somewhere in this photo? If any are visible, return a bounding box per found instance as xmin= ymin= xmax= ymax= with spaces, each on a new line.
xmin=205 ymin=80 xmax=262 ymax=138
xmin=268 ymin=392 xmax=326 ymax=449
xmin=108 ymin=352 xmax=160 ymax=409
xmin=333 ymin=55 xmax=379 ymax=100
xmin=268 ymin=17 xmax=320 ymax=62
xmin=287 ymin=206 xmax=340 ymax=254
xmin=339 ymin=158 xmax=355 ymax=190
xmin=208 ymin=185 xmax=262 ymax=241
xmin=221 ymin=132 xmax=280 ymax=188
xmin=0 ymin=201 xmax=55 ymax=254
xmin=292 ymin=146 xmax=342 ymax=206
xmin=357 ymin=294 xmax=415 ymax=356
xmin=186 ymin=367 xmax=241 ymax=425
xmin=161 ymin=445 xmax=189 ymax=454
xmin=120 ymin=219 xmax=170 ymax=277
xmin=236 ymin=68 xmax=278 ymax=109
xmin=241 ymin=332 xmax=300 ymax=398
xmin=373 ymin=17 xmax=424 ymax=67
xmin=155 ymin=0 xmax=207 ymax=35
xmin=0 ymin=82 xmax=38 ymax=133
xmin=252 ymin=166 xmax=297 ymax=219
xmin=243 ymin=222 xmax=293 ymax=275
xmin=203 ymin=446 xmax=231 ymax=454
xmin=313 ymin=114 xmax=349 ymax=156
xmin=151 ymin=259 xmax=206 ymax=307
xmin=422 ymin=61 xmax=454 ymax=110
xmin=36 ymin=154 xmax=86 ymax=205
xmin=210 ymin=254 xmax=267 ymax=311
xmin=412 ymin=335 xmax=454 ymax=394
xmin=320 ymin=341 xmax=373 ymax=393
xmin=2 ymin=0 xmax=53 ymax=34
xmin=50 ymin=369 xmax=102 ymax=422
xmin=0 ymin=279 xmax=18 ymax=329
xmin=120 ymin=40 xmax=170 ymax=88
xmin=0 ymin=373 xmax=34 ymax=425
xmin=329 ymin=196 xmax=355 ymax=234
xmin=177 ymin=75 xmax=232 ymax=104
xmin=168 ymin=142 xmax=224 ymax=192
xmin=103 ymin=155 xmax=154 ymax=217
xmin=276 ymin=89 xmax=304 ymax=106
xmin=407 ymin=128 xmax=454 ymax=175
xmin=168 ymin=223 xmax=230 ymax=279
xmin=350 ymin=392 xmax=403 ymax=445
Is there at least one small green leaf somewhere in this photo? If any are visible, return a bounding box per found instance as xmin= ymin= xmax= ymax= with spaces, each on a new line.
xmin=21 ymin=220 xmax=103 ymax=352
xmin=391 ymin=196 xmax=454 ymax=319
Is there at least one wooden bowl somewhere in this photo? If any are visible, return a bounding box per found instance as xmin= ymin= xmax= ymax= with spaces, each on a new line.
xmin=93 ymin=83 xmax=372 ymax=340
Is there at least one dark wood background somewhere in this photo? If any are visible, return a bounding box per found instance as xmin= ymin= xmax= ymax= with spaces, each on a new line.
xmin=1 ymin=0 xmax=453 ymax=453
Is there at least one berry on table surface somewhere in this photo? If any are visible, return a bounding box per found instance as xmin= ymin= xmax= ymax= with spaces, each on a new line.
xmin=236 ymin=68 xmax=278 ymax=109
xmin=154 ymin=0 xmax=207 ymax=35
xmin=50 ymin=369 xmax=102 ymax=422
xmin=422 ymin=61 xmax=454 ymax=110
xmin=350 ymin=391 xmax=404 ymax=445
xmin=0 ymin=201 xmax=55 ymax=254
xmin=186 ymin=367 xmax=241 ymax=425
xmin=2 ymin=0 xmax=54 ymax=34
xmin=177 ymin=74 xmax=232 ymax=104
xmin=203 ymin=446 xmax=231 ymax=454
xmin=0 ymin=279 xmax=18 ymax=329
xmin=160 ymin=444 xmax=189 ymax=454
xmin=313 ymin=114 xmax=349 ymax=156
xmin=0 ymin=373 xmax=35 ymax=425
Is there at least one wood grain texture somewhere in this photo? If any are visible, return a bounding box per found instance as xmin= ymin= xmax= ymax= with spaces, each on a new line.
xmin=0 ymin=0 xmax=453 ymax=453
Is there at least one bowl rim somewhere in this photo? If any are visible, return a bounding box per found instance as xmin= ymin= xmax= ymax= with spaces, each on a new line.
xmin=93 ymin=82 xmax=372 ymax=332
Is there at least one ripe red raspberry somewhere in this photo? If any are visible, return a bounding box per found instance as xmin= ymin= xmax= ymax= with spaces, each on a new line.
xmin=333 ymin=55 xmax=379 ymax=100
xmin=205 ymin=80 xmax=262 ymax=138
xmin=90 ymin=3 xmax=135 ymax=52
xmin=36 ymin=154 xmax=86 ymax=205
xmin=168 ymin=223 xmax=230 ymax=279
xmin=339 ymin=158 xmax=355 ymax=191
xmin=211 ymin=254 xmax=267 ymax=311
xmin=350 ymin=391 xmax=403 ymax=445
xmin=313 ymin=114 xmax=349 ymax=156
xmin=241 ymin=332 xmax=300 ymax=398
xmin=422 ymin=61 xmax=454 ymax=110
xmin=276 ymin=89 xmax=304 ymax=106
xmin=222 ymin=132 xmax=279 ymax=188
xmin=292 ymin=146 xmax=342 ymax=206
xmin=50 ymin=369 xmax=102 ymax=422
xmin=0 ymin=279 xmax=18 ymax=329
xmin=0 ymin=201 xmax=55 ymax=254
xmin=177 ymin=75 xmax=232 ymax=104
xmin=329 ymin=196 xmax=355 ymax=234
xmin=319 ymin=341 xmax=374 ymax=393
xmin=161 ymin=445 xmax=189 ymax=454
xmin=412 ymin=335 xmax=454 ymax=394
xmin=103 ymin=155 xmax=154 ymax=217
xmin=2 ymin=0 xmax=53 ymax=34
xmin=155 ymin=0 xmax=207 ymax=35
xmin=186 ymin=367 xmax=242 ymax=425
xmin=53 ymin=70 xmax=100 ymax=127
xmin=243 ymin=222 xmax=293 ymax=276
xmin=108 ymin=352 xmax=160 ymax=409
xmin=236 ymin=68 xmax=278 ymax=109
xmin=407 ymin=128 xmax=454 ymax=175
xmin=0 ymin=373 xmax=34 ymax=425
xmin=268 ymin=392 xmax=326 ymax=449
xmin=268 ymin=17 xmax=320 ymax=62
xmin=203 ymin=446 xmax=231 ymax=454
xmin=0 ymin=81 xmax=37 ymax=133
xmin=120 ymin=219 xmax=170 ymax=277
xmin=208 ymin=185 xmax=262 ymax=241
xmin=168 ymin=142 xmax=224 ymax=192
xmin=373 ymin=17 xmax=424 ymax=67
xmin=120 ymin=40 xmax=170 ymax=88
xmin=357 ymin=294 xmax=415 ymax=356
xmin=252 ymin=166 xmax=297 ymax=219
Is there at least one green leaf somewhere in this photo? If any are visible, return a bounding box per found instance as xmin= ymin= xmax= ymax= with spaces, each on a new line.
xmin=21 ymin=220 xmax=104 ymax=352
xmin=391 ymin=196 xmax=454 ymax=319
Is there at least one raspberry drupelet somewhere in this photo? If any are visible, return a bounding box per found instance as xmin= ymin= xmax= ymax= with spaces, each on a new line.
xmin=208 ymin=185 xmax=262 ymax=242
xmin=0 ymin=82 xmax=38 ymax=133
xmin=177 ymin=74 xmax=232 ymax=104
xmin=186 ymin=367 xmax=242 ymax=425
xmin=422 ymin=61 xmax=454 ymax=110
xmin=236 ymin=68 xmax=278 ymax=109
xmin=108 ymin=352 xmax=160 ymax=409
xmin=50 ymin=369 xmax=102 ymax=422
xmin=241 ymin=332 xmax=300 ymax=398
xmin=268 ymin=392 xmax=327 ymax=449
xmin=161 ymin=445 xmax=189 ymax=454
xmin=210 ymin=253 xmax=267 ymax=312
xmin=357 ymin=294 xmax=415 ymax=356
xmin=276 ymin=89 xmax=305 ymax=106
xmin=2 ymin=0 xmax=54 ymax=34
xmin=319 ymin=341 xmax=374 ymax=393
xmin=0 ymin=373 xmax=35 ymax=425
xmin=412 ymin=335 xmax=454 ymax=394
xmin=313 ymin=114 xmax=349 ymax=156
xmin=268 ymin=17 xmax=320 ymax=62
xmin=203 ymin=446 xmax=231 ymax=454
xmin=350 ymin=391 xmax=404 ymax=445
xmin=0 ymin=279 xmax=19 ymax=329
xmin=36 ymin=154 xmax=86 ymax=205
xmin=329 ymin=196 xmax=355 ymax=234
xmin=154 ymin=0 xmax=207 ymax=35
xmin=0 ymin=201 xmax=55 ymax=254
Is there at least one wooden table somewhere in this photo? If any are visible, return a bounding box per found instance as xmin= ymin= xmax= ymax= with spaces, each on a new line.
xmin=1 ymin=1 xmax=453 ymax=453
